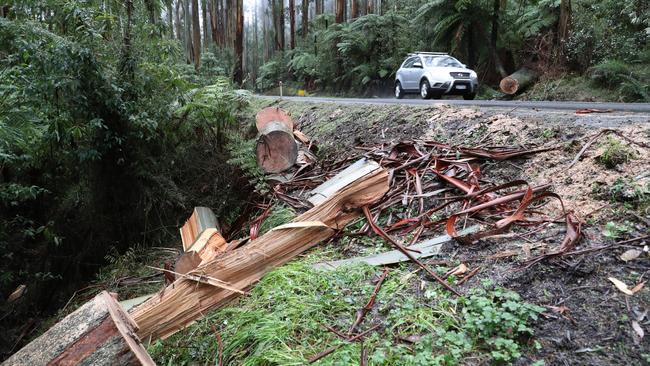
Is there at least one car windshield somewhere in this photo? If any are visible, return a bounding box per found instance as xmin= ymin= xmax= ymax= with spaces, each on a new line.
xmin=423 ymin=56 xmax=463 ymax=68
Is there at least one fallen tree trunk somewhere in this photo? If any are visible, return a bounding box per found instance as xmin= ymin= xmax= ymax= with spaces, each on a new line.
xmin=175 ymin=228 xmax=228 ymax=275
xmin=131 ymin=160 xmax=389 ymax=341
xmin=179 ymin=206 xmax=219 ymax=251
xmin=3 ymin=291 xmax=154 ymax=366
xmin=499 ymin=68 xmax=538 ymax=95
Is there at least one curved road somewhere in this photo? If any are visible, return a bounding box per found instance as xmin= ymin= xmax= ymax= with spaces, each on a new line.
xmin=262 ymin=96 xmax=650 ymax=113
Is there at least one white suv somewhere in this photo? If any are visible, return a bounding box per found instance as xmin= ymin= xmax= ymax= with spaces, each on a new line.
xmin=395 ymin=52 xmax=478 ymax=100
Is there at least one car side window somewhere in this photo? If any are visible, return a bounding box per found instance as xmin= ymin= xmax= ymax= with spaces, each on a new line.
xmin=403 ymin=57 xmax=416 ymax=68
xmin=411 ymin=57 xmax=423 ymax=68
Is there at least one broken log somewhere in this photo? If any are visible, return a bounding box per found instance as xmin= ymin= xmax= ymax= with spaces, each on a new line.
xmin=499 ymin=68 xmax=538 ymax=95
xmin=131 ymin=161 xmax=389 ymax=341
xmin=180 ymin=207 xmax=219 ymax=251
xmin=3 ymin=291 xmax=154 ymax=366
xmin=175 ymin=229 xmax=228 ymax=276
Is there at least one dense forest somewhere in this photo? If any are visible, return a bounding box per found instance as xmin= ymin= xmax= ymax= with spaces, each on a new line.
xmin=0 ymin=0 xmax=648 ymax=360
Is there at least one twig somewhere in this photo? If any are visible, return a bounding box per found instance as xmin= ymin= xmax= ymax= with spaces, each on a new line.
xmin=210 ymin=324 xmax=224 ymax=366
xmin=457 ymin=267 xmax=481 ymax=286
xmin=348 ymin=268 xmax=389 ymax=335
xmin=147 ymin=266 xmax=248 ymax=295
xmin=362 ymin=206 xmax=461 ymax=296
xmin=308 ymin=325 xmax=380 ymax=363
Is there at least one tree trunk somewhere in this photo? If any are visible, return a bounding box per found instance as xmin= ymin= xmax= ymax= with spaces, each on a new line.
xmin=301 ymin=0 xmax=308 ymax=38
xmin=351 ymin=0 xmax=358 ymax=19
xmin=202 ymin=0 xmax=209 ymax=48
xmin=166 ymin=0 xmax=174 ymax=38
xmin=131 ymin=162 xmax=390 ymax=341
xmin=557 ymin=0 xmax=571 ymax=56
xmin=335 ymin=0 xmax=344 ymax=23
xmin=315 ymin=0 xmax=322 ymax=16
xmin=279 ymin=0 xmax=285 ymax=50
xmin=191 ymin=0 xmax=201 ymax=69
xmin=4 ymin=292 xmax=155 ymax=366
xmin=289 ymin=0 xmax=295 ymax=49
xmin=183 ymin=0 xmax=194 ymax=63
xmin=233 ymin=0 xmax=243 ymax=84
xmin=366 ymin=0 xmax=373 ymax=14
xmin=175 ymin=0 xmax=183 ymax=41
xmin=209 ymin=0 xmax=218 ymax=45
xmin=499 ymin=68 xmax=538 ymax=95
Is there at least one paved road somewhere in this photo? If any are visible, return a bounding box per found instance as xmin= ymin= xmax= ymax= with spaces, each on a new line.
xmin=261 ymin=96 xmax=650 ymax=113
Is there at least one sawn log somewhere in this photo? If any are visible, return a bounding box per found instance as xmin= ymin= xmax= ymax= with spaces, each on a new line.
xmin=131 ymin=160 xmax=389 ymax=341
xmin=499 ymin=68 xmax=538 ymax=95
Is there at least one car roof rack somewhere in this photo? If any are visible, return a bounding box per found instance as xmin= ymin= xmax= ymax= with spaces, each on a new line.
xmin=408 ymin=51 xmax=448 ymax=56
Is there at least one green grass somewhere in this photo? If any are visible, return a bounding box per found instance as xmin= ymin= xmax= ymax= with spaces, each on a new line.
xmin=597 ymin=136 xmax=636 ymax=169
xmin=148 ymin=261 xmax=544 ymax=365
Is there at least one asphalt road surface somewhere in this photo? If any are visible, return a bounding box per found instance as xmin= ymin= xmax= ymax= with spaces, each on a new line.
xmin=261 ymin=96 xmax=650 ymax=113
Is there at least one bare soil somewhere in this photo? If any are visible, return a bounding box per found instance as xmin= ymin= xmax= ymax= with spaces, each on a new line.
xmin=260 ymin=99 xmax=650 ymax=365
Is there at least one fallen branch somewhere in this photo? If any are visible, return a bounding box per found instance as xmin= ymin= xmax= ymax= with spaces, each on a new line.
xmin=362 ymin=206 xmax=461 ymax=296
xmin=307 ymin=325 xmax=380 ymax=364
xmin=348 ymin=268 xmax=389 ymax=335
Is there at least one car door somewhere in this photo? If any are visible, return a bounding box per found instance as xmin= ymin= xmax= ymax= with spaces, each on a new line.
xmin=411 ymin=56 xmax=425 ymax=88
xmin=402 ymin=57 xmax=417 ymax=90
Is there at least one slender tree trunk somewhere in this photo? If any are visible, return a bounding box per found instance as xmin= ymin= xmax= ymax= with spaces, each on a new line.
xmin=301 ymin=0 xmax=308 ymax=38
xmin=335 ymin=0 xmax=344 ymax=23
xmin=144 ymin=0 xmax=156 ymax=24
xmin=120 ymin=0 xmax=134 ymax=81
xmin=202 ymin=0 xmax=209 ymax=48
xmin=167 ymin=0 xmax=174 ymax=38
xmin=183 ymin=0 xmax=194 ymax=63
xmin=351 ymin=0 xmax=358 ymax=19
xmin=233 ymin=0 xmax=244 ymax=84
xmin=490 ymin=0 xmax=499 ymax=52
xmin=366 ymin=0 xmax=373 ymax=14
xmin=192 ymin=0 xmax=201 ymax=68
xmin=315 ymin=0 xmax=321 ymax=16
xmin=209 ymin=0 xmax=218 ymax=45
xmin=289 ymin=0 xmax=295 ymax=49
xmin=557 ymin=0 xmax=571 ymax=58
xmin=175 ymin=0 xmax=183 ymax=41
xmin=279 ymin=0 xmax=285 ymax=51
xmin=253 ymin=1 xmax=259 ymax=83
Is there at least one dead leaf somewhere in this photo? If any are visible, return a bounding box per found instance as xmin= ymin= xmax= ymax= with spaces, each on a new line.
xmin=522 ymin=244 xmax=531 ymax=259
xmin=449 ymin=263 xmax=468 ymax=276
xmin=632 ymin=321 xmax=644 ymax=339
xmin=631 ymin=281 xmax=646 ymax=294
xmin=620 ymin=249 xmax=642 ymax=262
xmin=608 ymin=277 xmax=634 ymax=295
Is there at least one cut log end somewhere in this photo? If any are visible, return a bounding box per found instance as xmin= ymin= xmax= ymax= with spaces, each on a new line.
xmin=255 ymin=107 xmax=293 ymax=131
xmin=256 ymin=131 xmax=299 ymax=173
xmin=499 ymin=77 xmax=519 ymax=95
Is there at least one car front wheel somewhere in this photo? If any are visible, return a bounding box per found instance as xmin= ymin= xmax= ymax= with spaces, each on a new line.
xmin=395 ymin=82 xmax=404 ymax=99
xmin=463 ymin=92 xmax=476 ymax=100
xmin=420 ymin=80 xmax=432 ymax=100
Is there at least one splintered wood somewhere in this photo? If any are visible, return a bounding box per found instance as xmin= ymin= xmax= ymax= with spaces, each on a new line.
xmin=179 ymin=207 xmax=219 ymax=251
xmin=3 ymin=291 xmax=154 ymax=366
xmin=131 ymin=161 xmax=389 ymax=341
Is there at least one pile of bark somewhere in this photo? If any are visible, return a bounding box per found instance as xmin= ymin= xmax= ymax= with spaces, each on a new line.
xmin=6 ymin=107 xmax=584 ymax=364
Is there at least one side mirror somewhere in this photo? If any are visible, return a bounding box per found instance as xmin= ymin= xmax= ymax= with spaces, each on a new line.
xmin=461 ymin=64 xmax=467 ymax=68
xmin=413 ymin=62 xmax=423 ymax=68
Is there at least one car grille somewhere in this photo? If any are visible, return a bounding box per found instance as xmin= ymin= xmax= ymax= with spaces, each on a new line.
xmin=450 ymin=72 xmax=470 ymax=79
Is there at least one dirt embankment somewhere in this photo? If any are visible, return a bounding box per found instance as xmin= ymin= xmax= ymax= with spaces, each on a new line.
xmin=256 ymin=99 xmax=650 ymax=365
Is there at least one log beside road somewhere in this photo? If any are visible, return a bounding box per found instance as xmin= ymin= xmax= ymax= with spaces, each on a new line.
xmin=499 ymin=68 xmax=538 ymax=95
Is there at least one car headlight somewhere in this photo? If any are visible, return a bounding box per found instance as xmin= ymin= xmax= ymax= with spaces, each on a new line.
xmin=470 ymin=71 xmax=477 ymax=79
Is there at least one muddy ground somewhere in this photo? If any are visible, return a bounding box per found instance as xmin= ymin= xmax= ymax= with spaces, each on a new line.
xmin=255 ymin=98 xmax=650 ymax=365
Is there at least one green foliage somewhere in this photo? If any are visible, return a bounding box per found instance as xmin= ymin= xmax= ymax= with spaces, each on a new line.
xmin=602 ymin=221 xmax=631 ymax=241
xmin=150 ymin=263 xmax=544 ymax=365
xmin=597 ymin=136 xmax=636 ymax=168
xmin=590 ymin=60 xmax=632 ymax=88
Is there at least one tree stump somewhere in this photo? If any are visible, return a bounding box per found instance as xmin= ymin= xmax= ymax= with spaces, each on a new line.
xmin=3 ymin=291 xmax=155 ymax=366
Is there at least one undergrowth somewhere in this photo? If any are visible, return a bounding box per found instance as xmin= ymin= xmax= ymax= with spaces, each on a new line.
xmin=149 ymin=262 xmax=544 ymax=365
xmin=597 ymin=136 xmax=636 ymax=169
